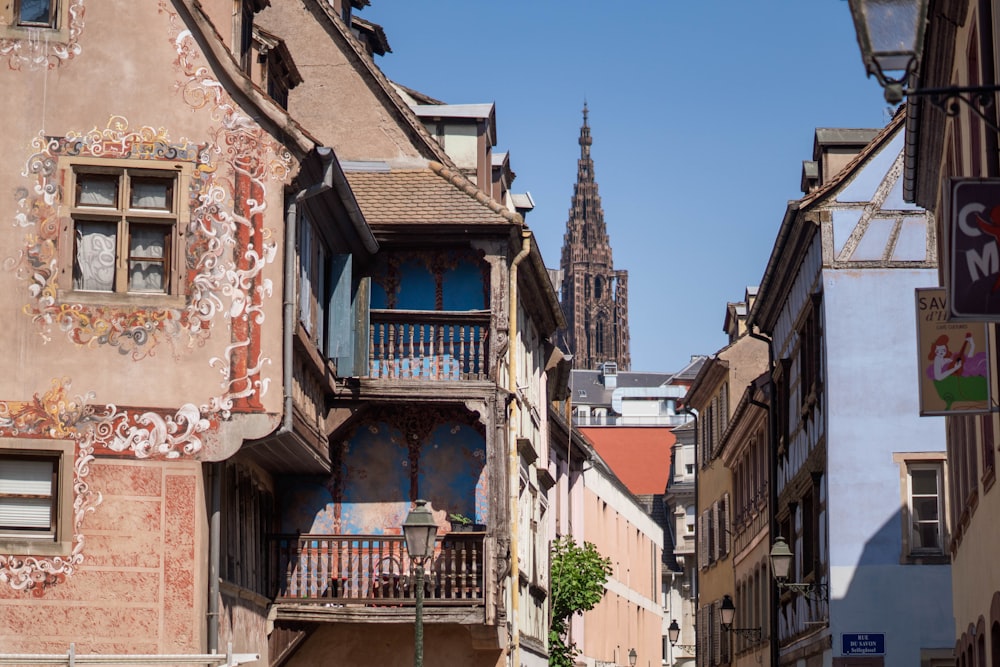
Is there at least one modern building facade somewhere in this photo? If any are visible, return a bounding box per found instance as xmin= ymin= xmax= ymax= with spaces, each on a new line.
xmin=749 ymin=113 xmax=954 ymax=667
xmin=557 ymin=105 xmax=631 ymax=371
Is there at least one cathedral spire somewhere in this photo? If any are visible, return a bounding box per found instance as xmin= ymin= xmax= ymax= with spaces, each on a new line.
xmin=558 ymin=104 xmax=631 ymax=371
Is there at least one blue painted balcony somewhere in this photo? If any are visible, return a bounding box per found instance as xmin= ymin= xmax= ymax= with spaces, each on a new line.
xmin=367 ymin=309 xmax=490 ymax=381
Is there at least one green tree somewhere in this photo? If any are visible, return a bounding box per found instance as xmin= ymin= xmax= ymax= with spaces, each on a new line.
xmin=549 ymin=537 xmax=613 ymax=667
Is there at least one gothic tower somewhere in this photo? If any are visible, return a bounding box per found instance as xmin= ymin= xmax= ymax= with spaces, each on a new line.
xmin=558 ymin=103 xmax=631 ymax=370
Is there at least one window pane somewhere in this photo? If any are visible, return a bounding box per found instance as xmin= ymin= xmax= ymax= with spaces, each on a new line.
xmin=913 ymin=497 xmax=939 ymax=521
xmin=128 ymin=225 xmax=169 ymax=293
xmin=74 ymin=222 xmax=117 ymax=291
xmin=17 ymin=0 xmax=53 ymax=26
xmin=914 ymin=523 xmax=940 ymax=550
xmin=130 ymin=177 xmax=173 ymax=211
xmin=911 ymin=469 xmax=938 ymax=495
xmin=77 ymin=175 xmax=118 ymax=207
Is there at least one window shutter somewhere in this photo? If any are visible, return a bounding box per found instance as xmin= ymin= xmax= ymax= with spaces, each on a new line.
xmin=327 ymin=254 xmax=355 ymax=376
xmin=709 ymin=501 xmax=718 ymax=562
xmin=0 ymin=459 xmax=54 ymax=529
xmin=720 ymin=493 xmax=730 ymax=556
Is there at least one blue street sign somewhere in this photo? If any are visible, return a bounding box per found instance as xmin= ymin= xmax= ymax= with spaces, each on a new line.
xmin=842 ymin=633 xmax=885 ymax=656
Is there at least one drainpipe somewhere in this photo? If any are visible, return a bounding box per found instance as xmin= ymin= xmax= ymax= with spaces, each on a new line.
xmin=208 ymin=462 xmax=221 ymax=654
xmin=748 ymin=327 xmax=777 ymax=667
xmin=508 ymin=229 xmax=532 ymax=667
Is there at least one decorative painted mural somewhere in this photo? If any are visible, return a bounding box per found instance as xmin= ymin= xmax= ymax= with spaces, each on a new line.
xmin=371 ymin=248 xmax=489 ymax=310
xmin=279 ymin=406 xmax=489 ymax=536
xmin=0 ymin=4 xmax=295 ymax=593
xmin=0 ymin=0 xmax=85 ymax=71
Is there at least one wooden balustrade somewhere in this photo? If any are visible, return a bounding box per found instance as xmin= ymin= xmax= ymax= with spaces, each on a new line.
xmin=368 ymin=309 xmax=490 ymax=381
xmin=269 ymin=533 xmax=485 ymax=607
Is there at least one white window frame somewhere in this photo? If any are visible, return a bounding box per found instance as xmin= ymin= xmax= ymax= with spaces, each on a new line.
xmin=0 ymin=438 xmax=75 ymax=556
xmin=893 ymin=452 xmax=949 ymax=563
xmin=58 ymin=157 xmax=190 ymax=305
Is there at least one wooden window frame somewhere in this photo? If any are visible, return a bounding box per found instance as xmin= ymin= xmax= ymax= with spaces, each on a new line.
xmin=58 ymin=158 xmax=190 ymax=306
xmin=0 ymin=438 xmax=75 ymax=556
xmin=1 ymin=0 xmax=70 ymax=41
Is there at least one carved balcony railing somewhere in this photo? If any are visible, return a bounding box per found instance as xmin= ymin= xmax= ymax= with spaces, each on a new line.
xmin=268 ymin=533 xmax=485 ymax=607
xmin=368 ymin=309 xmax=490 ymax=381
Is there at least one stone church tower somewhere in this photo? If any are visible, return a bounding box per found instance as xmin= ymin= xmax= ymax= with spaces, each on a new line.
xmin=558 ymin=104 xmax=631 ymax=370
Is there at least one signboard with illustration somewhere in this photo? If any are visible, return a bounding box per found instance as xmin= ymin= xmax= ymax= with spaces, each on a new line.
xmin=915 ymin=288 xmax=991 ymax=416
xmin=949 ymin=179 xmax=1000 ymax=320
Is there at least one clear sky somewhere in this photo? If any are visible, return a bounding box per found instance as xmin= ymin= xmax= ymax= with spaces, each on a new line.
xmin=361 ymin=1 xmax=891 ymax=373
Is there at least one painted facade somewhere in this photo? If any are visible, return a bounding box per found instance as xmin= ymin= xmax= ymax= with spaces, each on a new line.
xmin=0 ymin=0 xmax=311 ymax=660
xmin=903 ymin=1 xmax=1000 ymax=662
xmin=0 ymin=2 xmax=565 ymax=667
xmin=749 ymin=114 xmax=954 ymax=667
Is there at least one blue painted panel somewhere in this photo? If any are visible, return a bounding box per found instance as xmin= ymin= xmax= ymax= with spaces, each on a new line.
xmin=443 ymin=262 xmax=486 ymax=310
xmin=418 ymin=423 xmax=487 ymax=524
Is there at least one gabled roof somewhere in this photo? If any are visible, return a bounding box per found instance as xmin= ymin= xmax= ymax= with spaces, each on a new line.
xmin=344 ymin=161 xmax=521 ymax=227
xmin=579 ymin=427 xmax=675 ymax=495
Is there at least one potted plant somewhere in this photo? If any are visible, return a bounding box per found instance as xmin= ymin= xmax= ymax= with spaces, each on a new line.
xmin=448 ymin=513 xmax=473 ymax=532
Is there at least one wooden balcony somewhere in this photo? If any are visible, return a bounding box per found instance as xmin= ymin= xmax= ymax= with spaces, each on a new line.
xmin=268 ymin=533 xmax=485 ymax=611
xmin=368 ymin=309 xmax=490 ymax=381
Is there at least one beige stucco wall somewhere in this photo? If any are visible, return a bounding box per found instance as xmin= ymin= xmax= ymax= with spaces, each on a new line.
xmin=255 ymin=2 xmax=435 ymax=165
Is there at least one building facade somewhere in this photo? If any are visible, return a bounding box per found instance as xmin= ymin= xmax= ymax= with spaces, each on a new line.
xmin=749 ymin=114 xmax=954 ymax=667
xmin=897 ymin=1 xmax=1000 ymax=662
xmin=557 ymin=105 xmax=631 ymax=371
xmin=0 ymin=3 xmax=566 ymax=667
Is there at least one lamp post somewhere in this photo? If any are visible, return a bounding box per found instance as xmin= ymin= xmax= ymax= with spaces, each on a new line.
xmin=719 ymin=594 xmax=762 ymax=644
xmin=667 ymin=619 xmax=695 ymax=654
xmin=847 ymin=0 xmax=1000 ymax=131
xmin=628 ymin=647 xmax=637 ymax=666
xmin=402 ymin=499 xmax=438 ymax=667
xmin=768 ymin=536 xmax=828 ymax=601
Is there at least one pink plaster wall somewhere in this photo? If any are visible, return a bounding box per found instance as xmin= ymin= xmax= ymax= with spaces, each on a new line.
xmin=0 ymin=459 xmax=207 ymax=655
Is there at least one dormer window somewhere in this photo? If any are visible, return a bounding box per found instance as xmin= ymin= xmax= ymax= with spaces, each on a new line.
xmin=254 ymin=27 xmax=302 ymax=110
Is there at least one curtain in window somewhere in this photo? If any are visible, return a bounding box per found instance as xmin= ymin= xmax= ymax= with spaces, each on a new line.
xmin=129 ymin=227 xmax=166 ymax=292
xmin=75 ymin=223 xmax=117 ymax=291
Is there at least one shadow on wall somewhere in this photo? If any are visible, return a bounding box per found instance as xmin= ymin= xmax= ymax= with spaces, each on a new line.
xmin=827 ymin=507 xmax=953 ymax=660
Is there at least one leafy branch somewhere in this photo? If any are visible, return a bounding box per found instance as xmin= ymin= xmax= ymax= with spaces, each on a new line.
xmin=549 ymin=537 xmax=612 ymax=667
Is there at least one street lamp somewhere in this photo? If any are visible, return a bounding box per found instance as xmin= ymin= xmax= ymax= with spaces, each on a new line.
xmin=848 ymin=0 xmax=1000 ymax=130
xmin=402 ymin=499 xmax=438 ymax=667
xmin=667 ymin=619 xmax=695 ymax=652
xmin=719 ymin=594 xmax=762 ymax=644
xmin=628 ymin=648 xmax=637 ymax=666
xmin=768 ymin=536 xmax=828 ymax=601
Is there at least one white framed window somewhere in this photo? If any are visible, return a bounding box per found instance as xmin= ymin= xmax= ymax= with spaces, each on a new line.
xmin=893 ymin=452 xmax=949 ymax=562
xmin=0 ymin=439 xmax=75 ymax=556
xmin=60 ymin=159 xmax=189 ymax=301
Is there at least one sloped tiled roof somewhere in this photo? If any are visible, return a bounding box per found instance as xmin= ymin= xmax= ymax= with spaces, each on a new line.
xmin=344 ymin=161 xmax=521 ymax=227
xmin=579 ymin=427 xmax=675 ymax=495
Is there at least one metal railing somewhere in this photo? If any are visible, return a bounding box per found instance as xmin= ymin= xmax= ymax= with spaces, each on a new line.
xmin=269 ymin=533 xmax=485 ymax=607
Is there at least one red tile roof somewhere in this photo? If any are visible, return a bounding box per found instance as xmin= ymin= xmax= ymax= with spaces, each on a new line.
xmin=579 ymin=427 xmax=675 ymax=495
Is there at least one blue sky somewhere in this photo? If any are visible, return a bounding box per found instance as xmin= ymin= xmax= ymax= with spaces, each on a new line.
xmin=361 ymin=1 xmax=891 ymax=373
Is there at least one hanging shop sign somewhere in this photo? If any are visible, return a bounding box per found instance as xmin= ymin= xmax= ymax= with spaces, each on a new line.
xmin=949 ymin=179 xmax=1000 ymax=320
xmin=915 ymin=287 xmax=991 ymax=416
